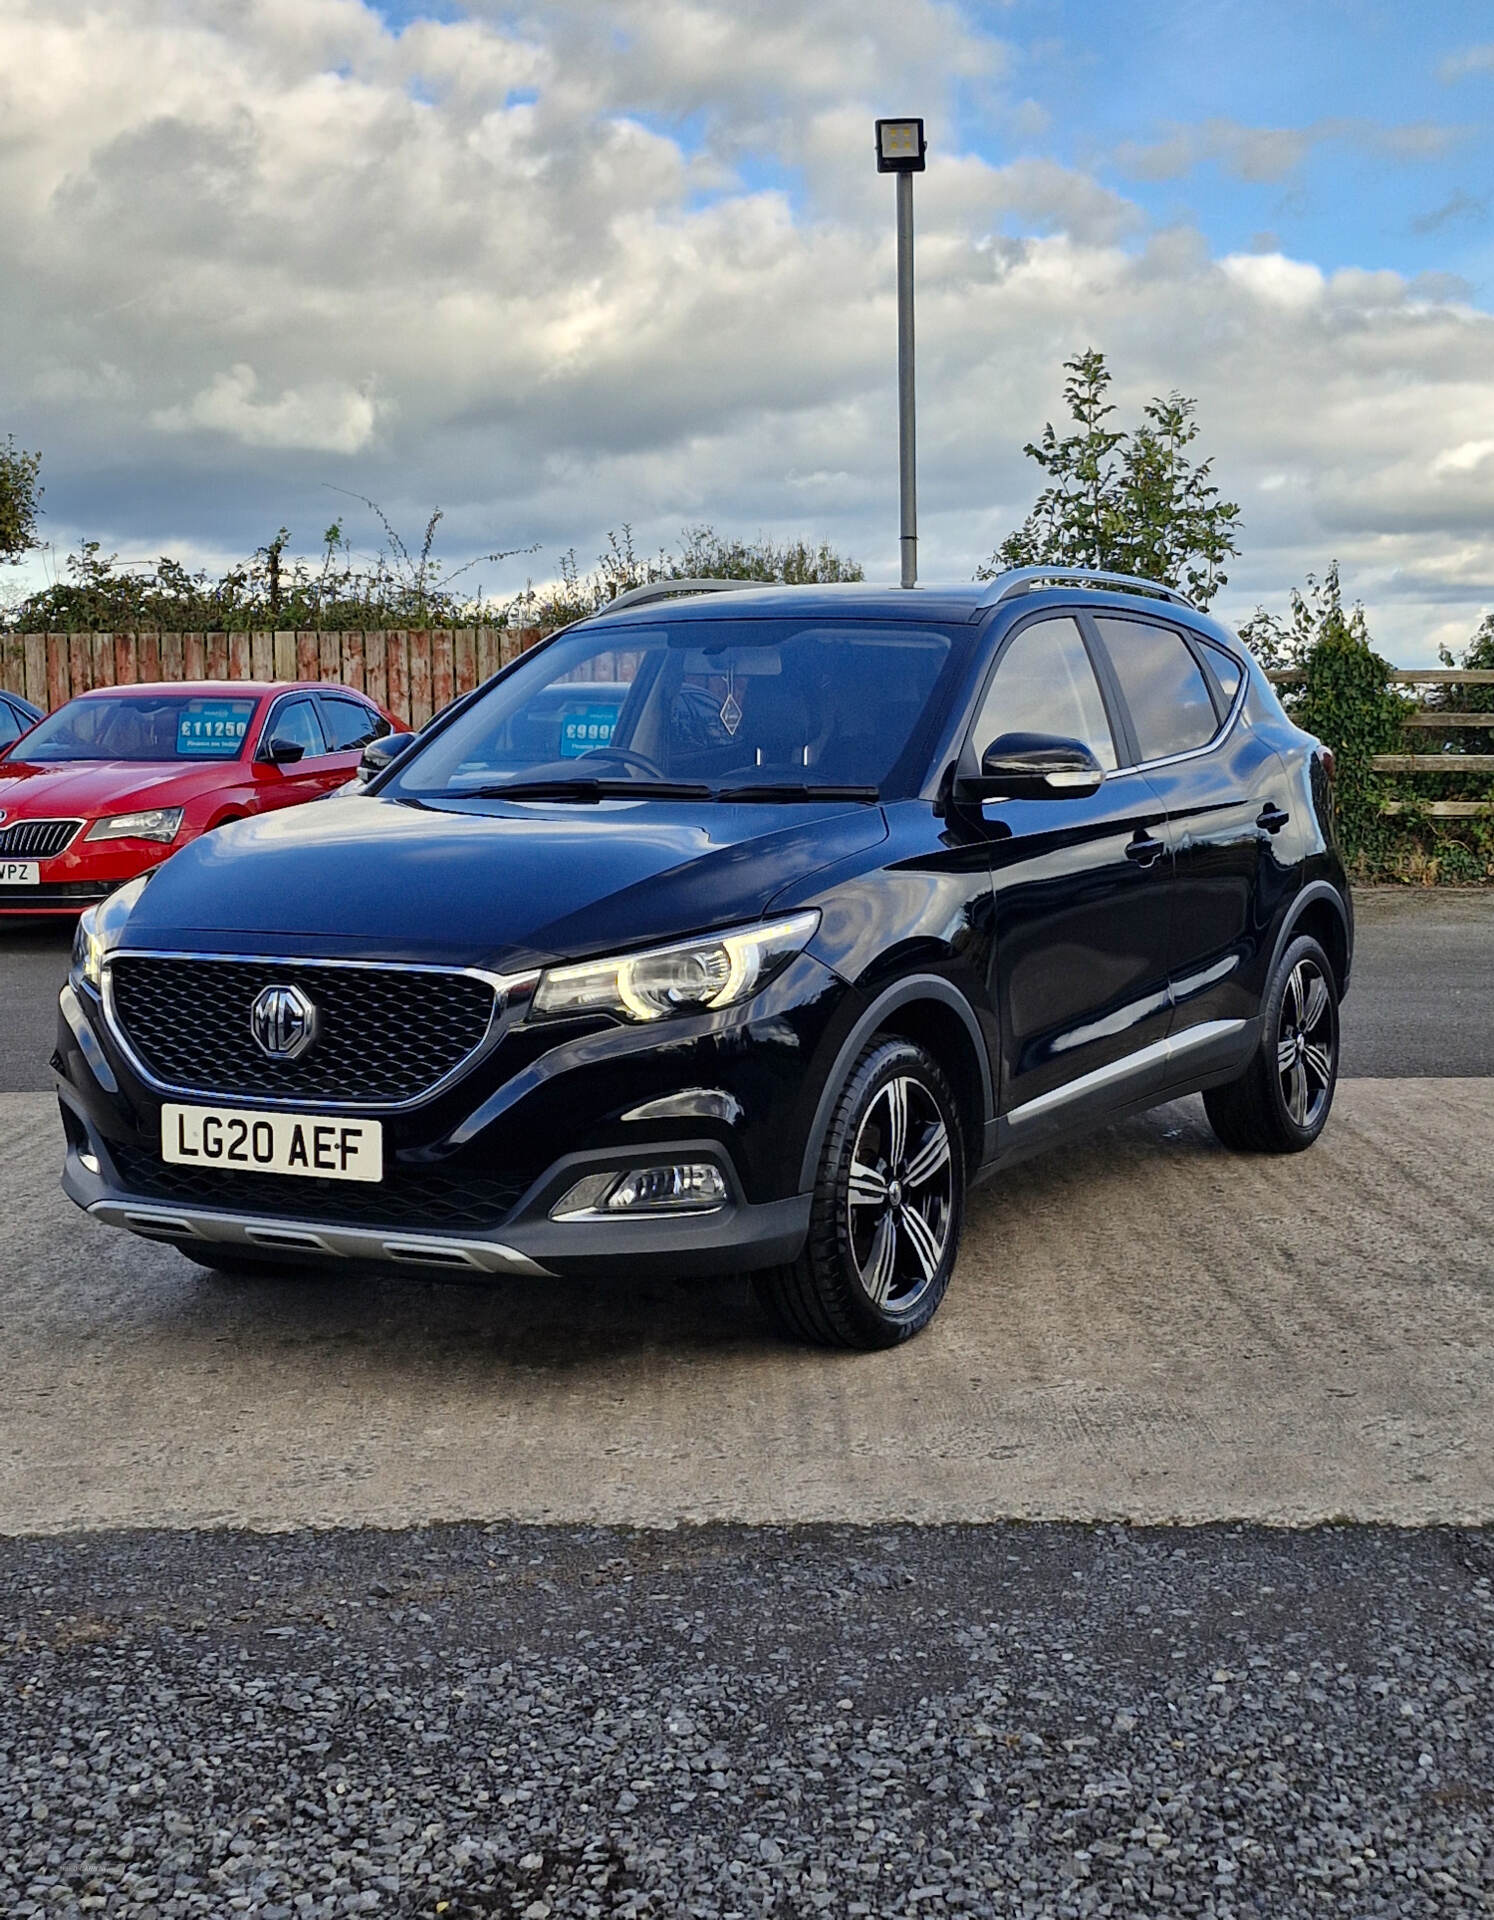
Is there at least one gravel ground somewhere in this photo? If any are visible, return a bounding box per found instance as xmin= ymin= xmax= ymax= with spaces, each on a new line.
xmin=1 ymin=1524 xmax=1490 ymax=1918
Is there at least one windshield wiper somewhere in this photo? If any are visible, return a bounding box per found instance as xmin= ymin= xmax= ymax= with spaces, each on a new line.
xmin=714 ymin=783 xmax=881 ymax=804
xmin=465 ymin=778 xmax=716 ymax=802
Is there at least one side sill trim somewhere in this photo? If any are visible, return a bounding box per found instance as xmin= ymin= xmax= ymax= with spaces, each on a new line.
xmin=88 ymin=1200 xmax=554 ymax=1277
xmin=1005 ymin=1018 xmax=1248 ymax=1130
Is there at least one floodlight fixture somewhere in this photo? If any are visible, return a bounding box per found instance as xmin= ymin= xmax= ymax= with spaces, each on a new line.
xmin=875 ymin=117 xmax=926 ymax=174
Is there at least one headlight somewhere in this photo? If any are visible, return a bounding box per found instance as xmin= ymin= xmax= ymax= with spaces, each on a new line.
xmin=531 ymin=911 xmax=820 ymax=1023
xmin=72 ymin=873 xmax=153 ymax=990
xmin=85 ymin=807 xmax=184 ymax=844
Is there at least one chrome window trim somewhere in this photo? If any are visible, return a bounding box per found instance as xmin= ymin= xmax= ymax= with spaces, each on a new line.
xmin=99 ymin=948 xmax=539 ymax=1113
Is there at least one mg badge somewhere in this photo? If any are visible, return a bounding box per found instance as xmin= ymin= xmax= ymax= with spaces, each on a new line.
xmin=250 ymin=983 xmax=319 ymax=1060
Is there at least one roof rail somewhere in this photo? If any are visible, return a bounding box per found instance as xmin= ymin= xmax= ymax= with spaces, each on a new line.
xmin=593 ymin=577 xmax=778 ymax=617
xmin=979 ymin=567 xmax=1196 ymax=611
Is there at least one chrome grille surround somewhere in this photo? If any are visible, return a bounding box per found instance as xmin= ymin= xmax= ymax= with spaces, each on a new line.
xmin=0 ymin=818 xmax=83 ymax=859
xmin=101 ymin=950 xmax=538 ymax=1110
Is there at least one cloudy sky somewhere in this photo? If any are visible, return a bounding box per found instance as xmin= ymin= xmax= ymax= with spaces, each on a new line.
xmin=3 ymin=0 xmax=1494 ymax=660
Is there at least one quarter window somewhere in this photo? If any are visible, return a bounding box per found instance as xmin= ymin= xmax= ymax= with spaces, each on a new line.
xmin=973 ymin=617 xmax=1118 ymax=770
xmin=1096 ymin=618 xmax=1218 ymax=761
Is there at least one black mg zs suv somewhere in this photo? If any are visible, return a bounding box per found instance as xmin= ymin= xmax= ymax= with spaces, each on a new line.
xmin=56 ymin=569 xmax=1352 ymax=1348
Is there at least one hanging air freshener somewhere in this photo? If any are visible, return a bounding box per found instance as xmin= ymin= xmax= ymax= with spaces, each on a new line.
xmin=719 ymin=663 xmax=742 ymax=737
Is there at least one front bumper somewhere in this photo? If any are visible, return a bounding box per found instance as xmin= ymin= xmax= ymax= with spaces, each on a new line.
xmin=0 ymin=837 xmax=176 ymax=915
xmin=55 ymin=954 xmax=847 ymax=1278
xmin=0 ymin=880 xmax=117 ymax=915
xmin=59 ymin=1104 xmax=812 ymax=1277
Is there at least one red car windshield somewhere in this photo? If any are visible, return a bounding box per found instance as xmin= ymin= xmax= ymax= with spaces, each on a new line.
xmin=13 ymin=694 xmax=258 ymax=763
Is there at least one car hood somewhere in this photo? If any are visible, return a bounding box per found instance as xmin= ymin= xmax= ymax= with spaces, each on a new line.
xmin=123 ymin=790 xmax=890 ymax=968
xmin=0 ymin=757 xmax=234 ymax=815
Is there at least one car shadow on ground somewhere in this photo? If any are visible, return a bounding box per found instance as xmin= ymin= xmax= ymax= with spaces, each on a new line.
xmin=147 ymin=1098 xmax=1225 ymax=1370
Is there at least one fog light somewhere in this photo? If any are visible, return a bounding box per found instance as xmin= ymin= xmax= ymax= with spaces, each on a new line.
xmin=550 ymin=1162 xmax=729 ymax=1220
xmin=608 ymin=1163 xmax=727 ymax=1211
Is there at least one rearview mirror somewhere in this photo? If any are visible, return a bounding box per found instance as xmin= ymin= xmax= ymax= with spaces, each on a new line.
xmin=264 ymin=736 xmax=305 ymax=766
xmin=962 ymin=732 xmax=1106 ymax=802
xmin=358 ymin=731 xmax=418 ymax=781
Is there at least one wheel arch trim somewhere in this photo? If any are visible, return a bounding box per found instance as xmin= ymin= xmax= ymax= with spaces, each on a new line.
xmin=1268 ymin=881 xmax=1353 ymax=997
xmin=797 ymin=974 xmax=994 ymax=1191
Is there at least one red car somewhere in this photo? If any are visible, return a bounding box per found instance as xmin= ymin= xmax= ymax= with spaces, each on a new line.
xmin=0 ymin=680 xmax=401 ymax=916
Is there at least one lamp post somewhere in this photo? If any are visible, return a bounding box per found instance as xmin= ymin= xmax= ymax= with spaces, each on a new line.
xmin=875 ymin=116 xmax=926 ymax=588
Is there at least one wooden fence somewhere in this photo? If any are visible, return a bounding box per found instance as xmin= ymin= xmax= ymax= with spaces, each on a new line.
xmin=0 ymin=628 xmax=548 ymax=732
xmin=1268 ymin=667 xmax=1494 ymax=819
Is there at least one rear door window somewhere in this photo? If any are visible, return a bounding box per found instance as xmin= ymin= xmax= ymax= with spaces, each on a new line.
xmin=318 ymin=695 xmax=388 ymax=751
xmin=1198 ymin=639 xmax=1244 ymax=708
xmin=1095 ymin=617 xmax=1219 ymax=762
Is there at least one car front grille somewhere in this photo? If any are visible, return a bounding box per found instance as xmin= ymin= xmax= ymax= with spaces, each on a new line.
xmin=108 ymin=1143 xmax=535 ymax=1232
xmin=105 ymin=955 xmax=500 ymax=1106
xmin=0 ymin=818 xmax=82 ymax=858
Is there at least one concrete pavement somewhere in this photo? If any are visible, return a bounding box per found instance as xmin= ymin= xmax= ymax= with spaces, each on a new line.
xmin=4 ymin=1075 xmax=1490 ymax=1533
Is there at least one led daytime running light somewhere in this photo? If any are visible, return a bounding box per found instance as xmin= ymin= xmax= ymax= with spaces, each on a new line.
xmin=532 ymin=911 xmax=819 ymax=1024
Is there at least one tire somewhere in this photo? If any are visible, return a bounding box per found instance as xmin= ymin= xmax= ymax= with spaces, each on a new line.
xmin=1203 ymin=934 xmax=1340 ymax=1153
xmin=753 ymin=1037 xmax=965 ymax=1349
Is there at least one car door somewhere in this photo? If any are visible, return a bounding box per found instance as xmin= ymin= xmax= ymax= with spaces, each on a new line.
xmin=970 ymin=611 xmax=1175 ymax=1144
xmin=1087 ymin=613 xmax=1297 ymax=1045
xmin=252 ymin=693 xmax=347 ymax=813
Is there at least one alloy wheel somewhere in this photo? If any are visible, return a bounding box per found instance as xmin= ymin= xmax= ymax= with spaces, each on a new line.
xmin=846 ymin=1074 xmax=955 ymax=1311
xmin=1277 ymin=956 xmax=1335 ymax=1129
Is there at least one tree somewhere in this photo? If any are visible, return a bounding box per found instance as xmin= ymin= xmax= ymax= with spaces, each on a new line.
xmin=1239 ymin=564 xmax=1408 ymax=858
xmin=1430 ymin=612 xmax=1494 ymax=756
xmin=978 ymin=349 xmax=1241 ymax=607
xmin=507 ymin=524 xmax=864 ymax=631
xmin=0 ymin=436 xmax=42 ymax=564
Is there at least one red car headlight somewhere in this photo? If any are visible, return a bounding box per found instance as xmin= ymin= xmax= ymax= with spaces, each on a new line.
xmin=84 ymin=807 xmax=185 ymax=844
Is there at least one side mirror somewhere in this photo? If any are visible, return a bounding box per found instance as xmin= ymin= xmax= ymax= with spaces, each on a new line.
xmin=962 ymin=732 xmax=1106 ymax=801
xmin=358 ymin=731 xmax=418 ymax=781
xmin=264 ymin=736 xmax=305 ymax=766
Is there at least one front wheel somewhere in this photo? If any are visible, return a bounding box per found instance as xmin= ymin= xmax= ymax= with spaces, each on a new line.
xmin=753 ymin=1037 xmax=965 ymax=1349
xmin=1203 ymin=934 xmax=1340 ymax=1153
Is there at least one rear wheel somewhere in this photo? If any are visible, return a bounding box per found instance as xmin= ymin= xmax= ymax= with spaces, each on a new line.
xmin=1203 ymin=934 xmax=1339 ymax=1153
xmin=753 ymin=1037 xmax=965 ymax=1349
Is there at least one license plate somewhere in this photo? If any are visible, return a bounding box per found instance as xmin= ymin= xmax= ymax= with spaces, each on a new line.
xmin=0 ymin=861 xmax=39 ymax=884
xmin=161 ymin=1104 xmax=383 ymax=1182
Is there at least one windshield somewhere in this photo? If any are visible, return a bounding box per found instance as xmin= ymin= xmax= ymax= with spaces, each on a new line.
xmin=14 ymin=694 xmax=258 ymax=764
xmin=386 ymin=618 xmax=963 ymax=802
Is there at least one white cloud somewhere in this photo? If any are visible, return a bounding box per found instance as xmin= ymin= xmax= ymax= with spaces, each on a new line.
xmin=150 ymin=364 xmax=382 ymax=453
xmin=1112 ymin=114 xmax=1458 ymax=184
xmin=1439 ymin=43 xmax=1494 ymax=81
xmin=0 ymin=0 xmax=1490 ymax=664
